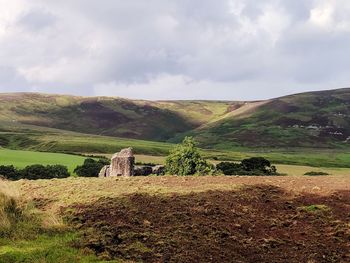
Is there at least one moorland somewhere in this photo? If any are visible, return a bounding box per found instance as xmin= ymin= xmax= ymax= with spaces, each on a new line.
xmin=0 ymin=88 xmax=349 ymax=262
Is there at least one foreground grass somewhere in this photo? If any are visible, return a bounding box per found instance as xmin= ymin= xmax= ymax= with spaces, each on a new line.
xmin=0 ymin=188 xmax=117 ymax=263
xmin=0 ymin=233 xmax=114 ymax=263
xmin=10 ymin=176 xmax=350 ymax=216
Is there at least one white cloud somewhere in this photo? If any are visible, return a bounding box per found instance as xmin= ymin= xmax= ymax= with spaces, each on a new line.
xmin=310 ymin=2 xmax=334 ymax=28
xmin=0 ymin=0 xmax=349 ymax=99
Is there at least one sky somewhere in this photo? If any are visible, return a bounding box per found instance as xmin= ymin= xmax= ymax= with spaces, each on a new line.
xmin=0 ymin=0 xmax=349 ymax=100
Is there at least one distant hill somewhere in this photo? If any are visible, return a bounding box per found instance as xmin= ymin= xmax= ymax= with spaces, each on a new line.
xmin=0 ymin=88 xmax=349 ymax=149
xmin=190 ymin=88 xmax=350 ymax=149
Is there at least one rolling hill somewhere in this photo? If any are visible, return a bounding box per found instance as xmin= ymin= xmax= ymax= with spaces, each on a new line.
xmin=0 ymin=88 xmax=349 ymax=150
xmin=191 ymin=88 xmax=350 ymax=149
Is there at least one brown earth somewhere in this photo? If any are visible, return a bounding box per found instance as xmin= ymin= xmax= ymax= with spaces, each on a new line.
xmin=65 ymin=183 xmax=350 ymax=263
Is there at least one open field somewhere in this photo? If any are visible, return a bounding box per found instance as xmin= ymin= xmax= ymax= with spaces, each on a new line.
xmin=1 ymin=148 xmax=350 ymax=177
xmin=276 ymin=164 xmax=350 ymax=176
xmin=2 ymin=118 xmax=350 ymax=168
xmin=0 ymin=148 xmax=87 ymax=174
xmin=1 ymin=176 xmax=349 ymax=262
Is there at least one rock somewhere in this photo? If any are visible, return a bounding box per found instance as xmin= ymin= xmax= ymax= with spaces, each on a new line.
xmin=134 ymin=166 xmax=153 ymax=176
xmin=110 ymin=147 xmax=135 ymax=176
xmin=99 ymin=165 xmax=110 ymax=177
xmin=152 ymin=165 xmax=165 ymax=175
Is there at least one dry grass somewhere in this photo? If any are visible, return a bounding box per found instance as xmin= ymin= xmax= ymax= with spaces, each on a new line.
xmin=5 ymin=175 xmax=350 ymax=217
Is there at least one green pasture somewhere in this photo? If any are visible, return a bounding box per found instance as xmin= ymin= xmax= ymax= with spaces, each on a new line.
xmin=0 ymin=148 xmax=86 ymax=174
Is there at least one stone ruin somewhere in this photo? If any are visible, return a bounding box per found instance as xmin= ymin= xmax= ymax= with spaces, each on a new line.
xmin=99 ymin=147 xmax=165 ymax=177
xmin=99 ymin=147 xmax=134 ymax=177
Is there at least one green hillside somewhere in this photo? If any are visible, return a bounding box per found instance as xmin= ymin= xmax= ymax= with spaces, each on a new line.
xmin=0 ymin=88 xmax=350 ymax=150
xmin=0 ymin=93 xmax=234 ymax=141
xmin=190 ymin=88 xmax=350 ymax=149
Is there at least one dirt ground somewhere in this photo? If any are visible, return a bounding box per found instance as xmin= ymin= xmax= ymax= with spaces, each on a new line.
xmin=66 ymin=185 xmax=350 ymax=263
xmin=6 ymin=176 xmax=350 ymax=262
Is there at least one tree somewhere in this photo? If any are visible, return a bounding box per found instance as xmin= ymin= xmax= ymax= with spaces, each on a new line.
xmin=74 ymin=158 xmax=110 ymax=177
xmin=241 ymin=157 xmax=271 ymax=173
xmin=165 ymin=137 xmax=214 ymax=176
xmin=216 ymin=157 xmax=278 ymax=176
xmin=216 ymin=162 xmax=242 ymax=175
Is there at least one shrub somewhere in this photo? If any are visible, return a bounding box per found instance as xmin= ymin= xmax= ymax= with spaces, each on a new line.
xmin=0 ymin=165 xmax=21 ymax=180
xmin=74 ymin=158 xmax=110 ymax=177
xmin=304 ymin=171 xmax=329 ymax=176
xmin=0 ymin=164 xmax=70 ymax=180
xmin=20 ymin=165 xmax=70 ymax=180
xmin=217 ymin=157 xmax=278 ymax=176
xmin=216 ymin=162 xmax=243 ymax=175
xmin=165 ymin=137 xmax=215 ymax=176
xmin=241 ymin=157 xmax=271 ymax=172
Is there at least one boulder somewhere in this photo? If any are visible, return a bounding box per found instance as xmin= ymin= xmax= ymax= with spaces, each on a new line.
xmin=110 ymin=148 xmax=135 ymax=176
xmin=134 ymin=166 xmax=153 ymax=176
xmin=99 ymin=165 xmax=110 ymax=177
xmin=152 ymin=165 xmax=165 ymax=175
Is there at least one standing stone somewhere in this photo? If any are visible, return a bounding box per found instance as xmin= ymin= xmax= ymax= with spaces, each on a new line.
xmin=99 ymin=165 xmax=110 ymax=177
xmin=110 ymin=147 xmax=135 ymax=176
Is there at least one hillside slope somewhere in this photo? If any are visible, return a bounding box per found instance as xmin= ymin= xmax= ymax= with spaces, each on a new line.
xmin=192 ymin=88 xmax=350 ymax=149
xmin=0 ymin=88 xmax=350 ymax=149
xmin=0 ymin=93 xmax=236 ymax=141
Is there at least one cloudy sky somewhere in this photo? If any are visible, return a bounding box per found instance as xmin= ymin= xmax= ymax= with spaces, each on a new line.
xmin=0 ymin=0 xmax=349 ymax=100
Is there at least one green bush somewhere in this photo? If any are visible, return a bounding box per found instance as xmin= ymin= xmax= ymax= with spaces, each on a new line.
xmin=74 ymin=158 xmax=110 ymax=177
xmin=216 ymin=162 xmax=243 ymax=175
xmin=0 ymin=165 xmax=20 ymax=180
xmin=304 ymin=171 xmax=329 ymax=176
xmin=217 ymin=157 xmax=278 ymax=176
xmin=20 ymin=165 xmax=70 ymax=180
xmin=165 ymin=137 xmax=215 ymax=176
xmin=0 ymin=165 xmax=70 ymax=180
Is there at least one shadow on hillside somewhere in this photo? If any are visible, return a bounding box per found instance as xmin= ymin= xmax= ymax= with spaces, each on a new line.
xmin=65 ymin=185 xmax=350 ymax=263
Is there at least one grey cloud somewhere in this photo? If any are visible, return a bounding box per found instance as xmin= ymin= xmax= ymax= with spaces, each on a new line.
xmin=0 ymin=0 xmax=349 ymax=100
xmin=17 ymin=9 xmax=56 ymax=31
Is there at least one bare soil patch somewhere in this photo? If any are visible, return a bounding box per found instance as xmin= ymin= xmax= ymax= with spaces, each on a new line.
xmin=66 ymin=184 xmax=350 ymax=263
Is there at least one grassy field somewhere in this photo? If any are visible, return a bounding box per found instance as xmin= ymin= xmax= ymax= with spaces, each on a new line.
xmin=0 ymin=148 xmax=87 ymax=174
xmin=0 ymin=121 xmax=173 ymax=155
xmin=1 ymin=147 xmax=350 ymax=178
xmin=2 ymin=118 xmax=350 ymax=168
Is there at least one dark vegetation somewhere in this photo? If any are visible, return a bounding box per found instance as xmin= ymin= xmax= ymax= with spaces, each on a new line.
xmin=73 ymin=158 xmax=110 ymax=177
xmin=0 ymin=164 xmax=70 ymax=180
xmin=304 ymin=171 xmax=330 ymax=176
xmin=217 ymin=157 xmax=277 ymax=175
xmin=65 ymin=185 xmax=350 ymax=262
